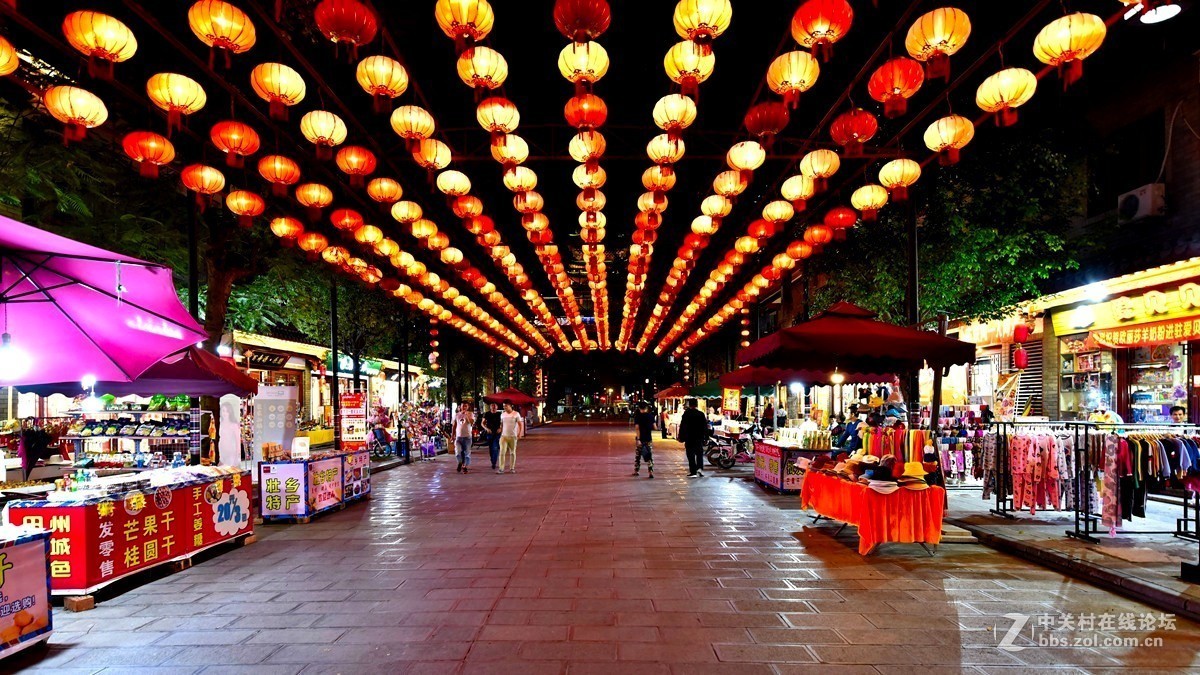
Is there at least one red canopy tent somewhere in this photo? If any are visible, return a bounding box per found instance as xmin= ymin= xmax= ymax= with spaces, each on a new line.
xmin=737 ymin=302 xmax=975 ymax=373
xmin=655 ymin=384 xmax=690 ymax=400
xmin=719 ymin=366 xmax=895 ymax=389
xmin=483 ymin=387 xmax=538 ymax=406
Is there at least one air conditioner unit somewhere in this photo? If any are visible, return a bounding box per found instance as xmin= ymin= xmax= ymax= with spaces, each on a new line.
xmin=1117 ymin=183 xmax=1166 ymax=224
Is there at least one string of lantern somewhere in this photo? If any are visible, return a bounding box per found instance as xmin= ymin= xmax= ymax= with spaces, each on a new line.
xmin=434 ymin=0 xmax=590 ymax=353
xmin=255 ymin=0 xmax=551 ymax=355
xmin=638 ymin=1 xmax=814 ymax=354
xmin=664 ymin=2 xmax=1131 ymax=357
xmin=615 ymin=0 xmax=732 ymax=352
xmin=18 ymin=0 xmax=535 ymax=359
xmin=553 ymin=0 xmax=615 ymax=350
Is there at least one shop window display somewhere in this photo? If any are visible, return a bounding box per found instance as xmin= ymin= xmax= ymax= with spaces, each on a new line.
xmin=1127 ymin=344 xmax=1188 ymax=424
xmin=1059 ymin=334 xmax=1114 ymax=420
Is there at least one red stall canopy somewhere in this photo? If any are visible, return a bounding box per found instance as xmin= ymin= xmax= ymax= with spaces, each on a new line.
xmin=737 ymin=302 xmax=976 ymax=373
xmin=655 ymin=384 xmax=690 ymax=400
xmin=483 ymin=387 xmax=539 ymax=406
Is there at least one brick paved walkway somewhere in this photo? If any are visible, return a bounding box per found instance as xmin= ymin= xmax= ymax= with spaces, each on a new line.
xmin=10 ymin=424 xmax=1200 ymax=673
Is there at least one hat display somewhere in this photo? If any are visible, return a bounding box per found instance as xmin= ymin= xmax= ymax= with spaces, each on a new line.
xmin=859 ymin=454 xmax=879 ymax=465
xmin=899 ymin=476 xmax=929 ymax=491
xmin=868 ymin=480 xmax=899 ymax=494
xmin=901 ymin=461 xmax=928 ymax=479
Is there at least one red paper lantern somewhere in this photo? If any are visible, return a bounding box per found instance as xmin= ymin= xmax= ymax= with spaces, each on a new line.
xmin=122 ymin=131 xmax=175 ymax=178
xmin=210 ymin=120 xmax=260 ymax=168
xmin=553 ymin=0 xmax=612 ymax=42
xmin=1013 ymin=322 xmax=1030 ymax=344
xmin=747 ymin=218 xmax=776 ymax=242
xmin=330 ymin=207 xmax=363 ymax=231
xmin=1013 ymin=346 xmax=1029 ymax=370
xmin=743 ymin=101 xmax=790 ymax=147
xmin=791 ymin=0 xmax=853 ymax=62
xmin=314 ymin=0 xmax=378 ymax=57
xmin=824 ymin=206 xmax=858 ymax=241
xmin=335 ymin=145 xmax=377 ymax=186
xmin=867 ymin=57 xmax=924 ymax=119
xmin=564 ymin=93 xmax=608 ymax=129
xmin=803 ymin=224 xmax=832 ymax=246
xmin=787 ymin=241 xmax=814 ymax=260
xmin=829 ymin=108 xmax=877 ymax=157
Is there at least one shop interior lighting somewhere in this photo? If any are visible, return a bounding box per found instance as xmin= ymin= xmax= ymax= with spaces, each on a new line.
xmin=1085 ymin=282 xmax=1109 ymax=303
xmin=830 ymin=369 xmax=845 ymax=385
xmin=0 ymin=332 xmax=30 ymax=382
xmin=789 ymin=382 xmax=803 ymax=394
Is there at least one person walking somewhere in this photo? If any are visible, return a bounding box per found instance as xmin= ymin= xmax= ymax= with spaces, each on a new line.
xmin=497 ymin=403 xmax=525 ymax=473
xmin=632 ymin=401 xmax=656 ymax=479
xmin=483 ymin=402 xmax=502 ymax=471
xmin=454 ymin=401 xmax=475 ymax=473
xmin=678 ymin=398 xmax=709 ymax=478
xmin=660 ymin=405 xmax=671 ymax=439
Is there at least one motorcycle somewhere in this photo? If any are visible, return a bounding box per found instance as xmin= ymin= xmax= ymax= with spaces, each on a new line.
xmin=705 ymin=422 xmax=762 ymax=469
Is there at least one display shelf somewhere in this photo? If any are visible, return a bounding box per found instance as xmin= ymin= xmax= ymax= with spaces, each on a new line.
xmin=66 ymin=409 xmax=192 ymax=417
xmin=66 ymin=435 xmax=189 ymax=442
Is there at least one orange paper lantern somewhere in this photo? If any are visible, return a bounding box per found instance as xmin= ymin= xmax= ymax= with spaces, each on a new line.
xmin=188 ymin=0 xmax=256 ymax=67
xmin=210 ymin=120 xmax=260 ymax=168
xmin=62 ymin=11 xmax=137 ymax=79
xmin=335 ymin=145 xmax=377 ymax=186
xmin=258 ymin=154 xmax=301 ymax=197
xmin=250 ymin=62 xmax=306 ymax=120
xmin=146 ymin=73 xmax=206 ymax=134
xmin=122 ymin=131 xmax=175 ymax=177
xmin=356 ymin=55 xmax=409 ymax=113
xmin=226 ymin=190 xmax=265 ymax=228
xmin=43 ymin=86 xmax=107 ymax=145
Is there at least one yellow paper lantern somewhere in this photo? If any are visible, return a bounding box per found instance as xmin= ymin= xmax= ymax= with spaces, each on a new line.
xmin=146 ymin=73 xmax=206 ymax=132
xmin=299 ymin=110 xmax=347 ymax=159
xmin=726 ymin=141 xmax=765 ymax=172
xmin=476 ymin=96 xmax=520 ymax=134
xmin=414 ymin=138 xmax=452 ymax=170
xmin=558 ymin=41 xmax=610 ymax=90
xmin=652 ymin=93 xmax=697 ymax=139
xmin=569 ymin=131 xmax=607 ymax=163
xmin=0 ymin=36 xmax=17 ymax=77
xmin=781 ymin=174 xmax=814 ymax=210
xmin=356 ymin=55 xmax=408 ymax=112
xmin=188 ymin=0 xmax=256 ymax=64
xmin=762 ymin=200 xmax=794 ymax=224
xmin=766 ymin=50 xmax=819 ymax=108
xmin=43 ymin=86 xmax=107 ymax=144
xmin=701 ymin=194 xmax=731 ymax=218
xmin=647 ymin=134 xmax=685 ymax=165
xmin=457 ymin=46 xmax=508 ymax=90
xmin=62 ymin=11 xmax=137 ymax=79
xmin=391 ymin=200 xmax=423 ymax=223
xmin=923 ymin=114 xmax=974 ymax=165
xmin=850 ymin=184 xmax=889 ymax=222
xmin=663 ymin=40 xmax=714 ymax=97
xmin=435 ymin=0 xmax=495 ymax=45
xmin=354 ymin=224 xmax=384 ymax=245
xmin=905 ymin=7 xmax=971 ymax=79
xmin=1033 ymin=13 xmax=1106 ymax=87
xmin=367 ymin=177 xmax=403 ymax=203
xmin=673 ymin=0 xmax=733 ymax=44
xmin=799 ymin=148 xmax=840 ymax=191
xmin=878 ymin=158 xmax=920 ymax=201
xmin=975 ymin=67 xmax=1037 ymax=126
xmin=491 ymin=133 xmax=529 ymax=166
xmin=436 ymin=169 xmax=472 ymax=196
xmin=250 ymin=62 xmax=306 ymax=120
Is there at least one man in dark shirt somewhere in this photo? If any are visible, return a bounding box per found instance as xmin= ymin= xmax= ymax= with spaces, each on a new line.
xmin=678 ymin=398 xmax=710 ymax=478
xmin=633 ymin=401 xmax=656 ymax=479
xmin=483 ymin=403 xmax=502 ymax=471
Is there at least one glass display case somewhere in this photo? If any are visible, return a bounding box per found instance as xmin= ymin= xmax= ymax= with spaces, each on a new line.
xmin=1127 ymin=343 xmax=1188 ymax=423
xmin=1059 ymin=334 xmax=1114 ymax=420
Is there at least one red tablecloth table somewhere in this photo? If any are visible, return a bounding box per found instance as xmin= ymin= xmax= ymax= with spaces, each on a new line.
xmin=799 ymin=470 xmax=945 ymax=555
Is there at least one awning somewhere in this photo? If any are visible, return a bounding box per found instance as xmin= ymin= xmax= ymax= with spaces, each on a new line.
xmin=23 ymin=347 xmax=259 ymax=398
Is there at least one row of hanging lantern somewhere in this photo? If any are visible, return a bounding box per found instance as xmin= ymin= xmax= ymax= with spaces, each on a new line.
xmin=431 ymin=0 xmax=586 ymax=352
xmin=615 ymin=0 xmax=732 ymax=352
xmin=556 ymin=0 xmax=615 ymax=350
xmin=665 ymin=1 xmax=1149 ymax=358
xmin=59 ymin=0 xmax=532 ymax=357
xmin=669 ymin=237 xmax=810 ymax=357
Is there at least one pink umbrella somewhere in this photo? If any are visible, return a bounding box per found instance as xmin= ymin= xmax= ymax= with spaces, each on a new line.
xmin=0 ymin=216 xmax=207 ymax=386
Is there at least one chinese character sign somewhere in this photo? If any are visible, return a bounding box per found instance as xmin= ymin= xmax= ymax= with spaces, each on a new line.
xmin=253 ymin=386 xmax=298 ymax=465
xmin=308 ymin=458 xmax=344 ymax=513
xmin=340 ymin=393 xmax=367 ymax=450
xmin=259 ymin=463 xmax=307 ymax=518
xmin=343 ymin=451 xmax=371 ymax=501
xmin=754 ymin=442 xmax=782 ymax=489
xmin=722 ymin=387 xmax=742 ymax=417
xmin=0 ymin=535 xmax=52 ymax=658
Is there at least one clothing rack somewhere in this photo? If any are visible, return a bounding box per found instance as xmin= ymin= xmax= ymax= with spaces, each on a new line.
xmin=990 ymin=421 xmax=1092 ymax=523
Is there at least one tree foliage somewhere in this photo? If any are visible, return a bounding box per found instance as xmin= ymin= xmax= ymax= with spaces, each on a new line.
xmin=809 ymin=132 xmax=1086 ymax=324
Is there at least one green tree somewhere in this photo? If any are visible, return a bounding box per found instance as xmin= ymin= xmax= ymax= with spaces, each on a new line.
xmin=809 ymin=132 xmax=1085 ymax=324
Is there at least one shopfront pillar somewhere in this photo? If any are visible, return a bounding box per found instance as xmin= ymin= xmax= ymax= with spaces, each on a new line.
xmin=330 ymin=276 xmax=341 ymax=451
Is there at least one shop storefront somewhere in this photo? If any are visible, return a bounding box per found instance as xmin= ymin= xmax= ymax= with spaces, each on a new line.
xmin=1036 ymin=259 xmax=1200 ymax=424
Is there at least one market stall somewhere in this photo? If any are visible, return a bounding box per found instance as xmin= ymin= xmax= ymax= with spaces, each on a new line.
xmin=258 ymin=447 xmax=370 ymax=523
xmin=655 ymin=384 xmax=689 ymax=437
xmin=739 ymin=303 xmax=974 ymax=553
xmin=7 ymin=465 xmax=253 ymax=596
xmin=800 ymin=465 xmax=946 ymax=555
xmin=0 ymin=524 xmax=52 ymax=659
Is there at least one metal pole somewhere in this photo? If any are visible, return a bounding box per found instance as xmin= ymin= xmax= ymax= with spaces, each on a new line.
xmin=330 ymin=276 xmax=341 ymax=452
xmin=905 ymin=200 xmax=921 ymax=429
xmin=188 ymin=206 xmax=200 ymax=319
xmin=401 ymin=309 xmax=410 ymax=403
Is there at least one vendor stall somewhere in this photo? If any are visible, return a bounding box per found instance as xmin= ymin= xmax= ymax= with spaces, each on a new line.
xmin=0 ymin=524 xmax=52 ymax=659
xmin=6 ymin=466 xmax=253 ymax=596
xmin=258 ymin=448 xmax=371 ymax=523
xmin=740 ymin=302 xmax=974 ymax=553
xmin=800 ymin=467 xmax=946 ymax=555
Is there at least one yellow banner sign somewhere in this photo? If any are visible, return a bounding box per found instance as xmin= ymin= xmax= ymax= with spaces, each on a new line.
xmin=1053 ymin=282 xmax=1200 ymax=335
xmin=722 ymin=387 xmax=741 ymax=416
